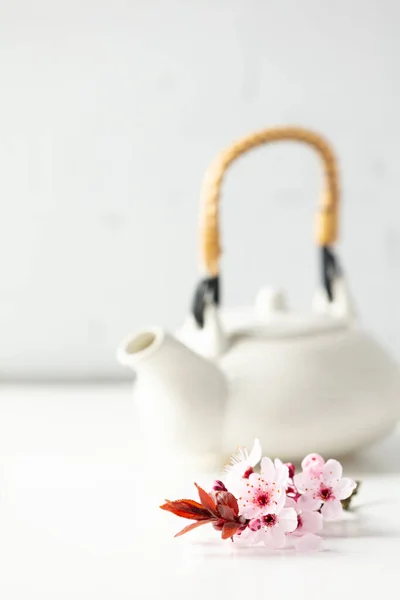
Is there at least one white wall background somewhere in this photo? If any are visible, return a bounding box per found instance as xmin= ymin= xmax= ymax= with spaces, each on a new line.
xmin=0 ymin=0 xmax=399 ymax=379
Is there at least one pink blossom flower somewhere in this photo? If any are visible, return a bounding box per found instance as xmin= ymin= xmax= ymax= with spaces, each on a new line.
xmin=286 ymin=496 xmax=323 ymax=551
xmin=236 ymin=456 xmax=288 ymax=519
xmin=294 ymin=459 xmax=356 ymax=520
xmin=246 ymin=507 xmax=298 ymax=548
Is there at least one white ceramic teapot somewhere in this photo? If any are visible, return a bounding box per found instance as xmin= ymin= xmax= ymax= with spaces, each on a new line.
xmin=118 ymin=126 xmax=400 ymax=466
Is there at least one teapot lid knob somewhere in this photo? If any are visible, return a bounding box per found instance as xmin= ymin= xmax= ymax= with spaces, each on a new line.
xmin=255 ymin=287 xmax=288 ymax=318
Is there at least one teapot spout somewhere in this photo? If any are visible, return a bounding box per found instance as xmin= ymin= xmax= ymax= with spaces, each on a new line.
xmin=117 ymin=327 xmax=166 ymax=370
xmin=117 ymin=328 xmax=227 ymax=468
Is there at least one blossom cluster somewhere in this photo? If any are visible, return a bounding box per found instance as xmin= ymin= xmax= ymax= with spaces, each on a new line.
xmin=160 ymin=439 xmax=357 ymax=551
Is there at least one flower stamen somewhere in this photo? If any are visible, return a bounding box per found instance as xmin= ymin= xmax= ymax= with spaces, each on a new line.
xmin=319 ymin=486 xmax=334 ymax=501
xmin=262 ymin=514 xmax=278 ymax=528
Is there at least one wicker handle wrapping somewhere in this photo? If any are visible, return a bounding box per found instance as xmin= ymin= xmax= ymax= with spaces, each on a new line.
xmin=199 ymin=126 xmax=339 ymax=276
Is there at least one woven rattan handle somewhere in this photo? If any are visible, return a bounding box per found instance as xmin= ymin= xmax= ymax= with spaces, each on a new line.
xmin=200 ymin=126 xmax=339 ymax=277
xmin=192 ymin=126 xmax=341 ymax=327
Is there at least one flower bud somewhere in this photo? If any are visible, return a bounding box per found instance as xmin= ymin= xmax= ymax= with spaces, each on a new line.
xmin=242 ymin=466 xmax=254 ymax=479
xmin=213 ymin=480 xmax=227 ymax=492
xmin=285 ymin=462 xmax=295 ymax=479
xmin=249 ymin=518 xmax=262 ymax=531
xmin=301 ymin=453 xmax=325 ymax=476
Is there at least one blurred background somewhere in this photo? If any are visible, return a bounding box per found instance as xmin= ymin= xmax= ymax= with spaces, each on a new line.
xmin=1 ymin=0 xmax=399 ymax=379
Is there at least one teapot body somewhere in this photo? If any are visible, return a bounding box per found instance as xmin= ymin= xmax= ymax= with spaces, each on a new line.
xmin=178 ymin=287 xmax=400 ymax=461
xmin=216 ymin=324 xmax=400 ymax=460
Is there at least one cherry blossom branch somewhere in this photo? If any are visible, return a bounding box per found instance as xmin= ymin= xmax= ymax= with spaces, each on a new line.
xmin=161 ymin=441 xmax=359 ymax=552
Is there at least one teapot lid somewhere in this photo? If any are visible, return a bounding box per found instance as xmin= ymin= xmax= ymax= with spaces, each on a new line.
xmin=220 ymin=306 xmax=348 ymax=340
xmin=218 ymin=286 xmax=352 ymax=340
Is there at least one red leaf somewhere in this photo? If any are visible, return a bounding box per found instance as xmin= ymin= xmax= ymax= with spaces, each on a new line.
xmin=217 ymin=505 xmax=235 ymax=521
xmin=174 ymin=519 xmax=214 ymax=538
xmin=160 ymin=499 xmax=211 ymax=521
xmin=216 ymin=491 xmax=239 ymax=516
xmin=221 ymin=522 xmax=240 ymax=540
xmin=194 ymin=483 xmax=219 ymax=517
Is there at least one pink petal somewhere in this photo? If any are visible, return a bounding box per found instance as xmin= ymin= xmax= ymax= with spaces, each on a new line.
xmin=248 ymin=472 xmax=261 ymax=486
xmin=260 ymin=457 xmax=275 ymax=480
xmin=294 ymin=533 xmax=323 ymax=552
xmin=293 ymin=472 xmax=314 ymax=493
xmin=235 ymin=527 xmax=261 ymax=546
xmin=297 ymin=493 xmax=322 ymax=512
xmin=240 ymin=503 xmax=261 ymax=519
xmin=300 ymin=510 xmax=323 ymax=534
xmin=278 ymin=508 xmax=298 ymax=533
xmin=274 ymin=459 xmax=289 ymax=487
xmin=225 ymin=463 xmax=253 ymax=495
xmin=261 ymin=529 xmax=275 ymax=548
xmin=285 ymin=497 xmax=298 ymax=511
xmin=321 ymin=498 xmax=343 ymax=521
xmin=250 ymin=528 xmax=265 ymax=544
xmin=322 ymin=459 xmax=343 ymax=484
xmin=248 ymin=438 xmax=262 ymax=467
xmin=334 ymin=478 xmax=357 ymax=500
xmin=265 ymin=526 xmax=286 ymax=548
xmin=274 ymin=489 xmax=287 ymax=514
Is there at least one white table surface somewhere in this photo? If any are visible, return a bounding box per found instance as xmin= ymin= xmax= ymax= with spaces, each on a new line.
xmin=0 ymin=383 xmax=399 ymax=599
